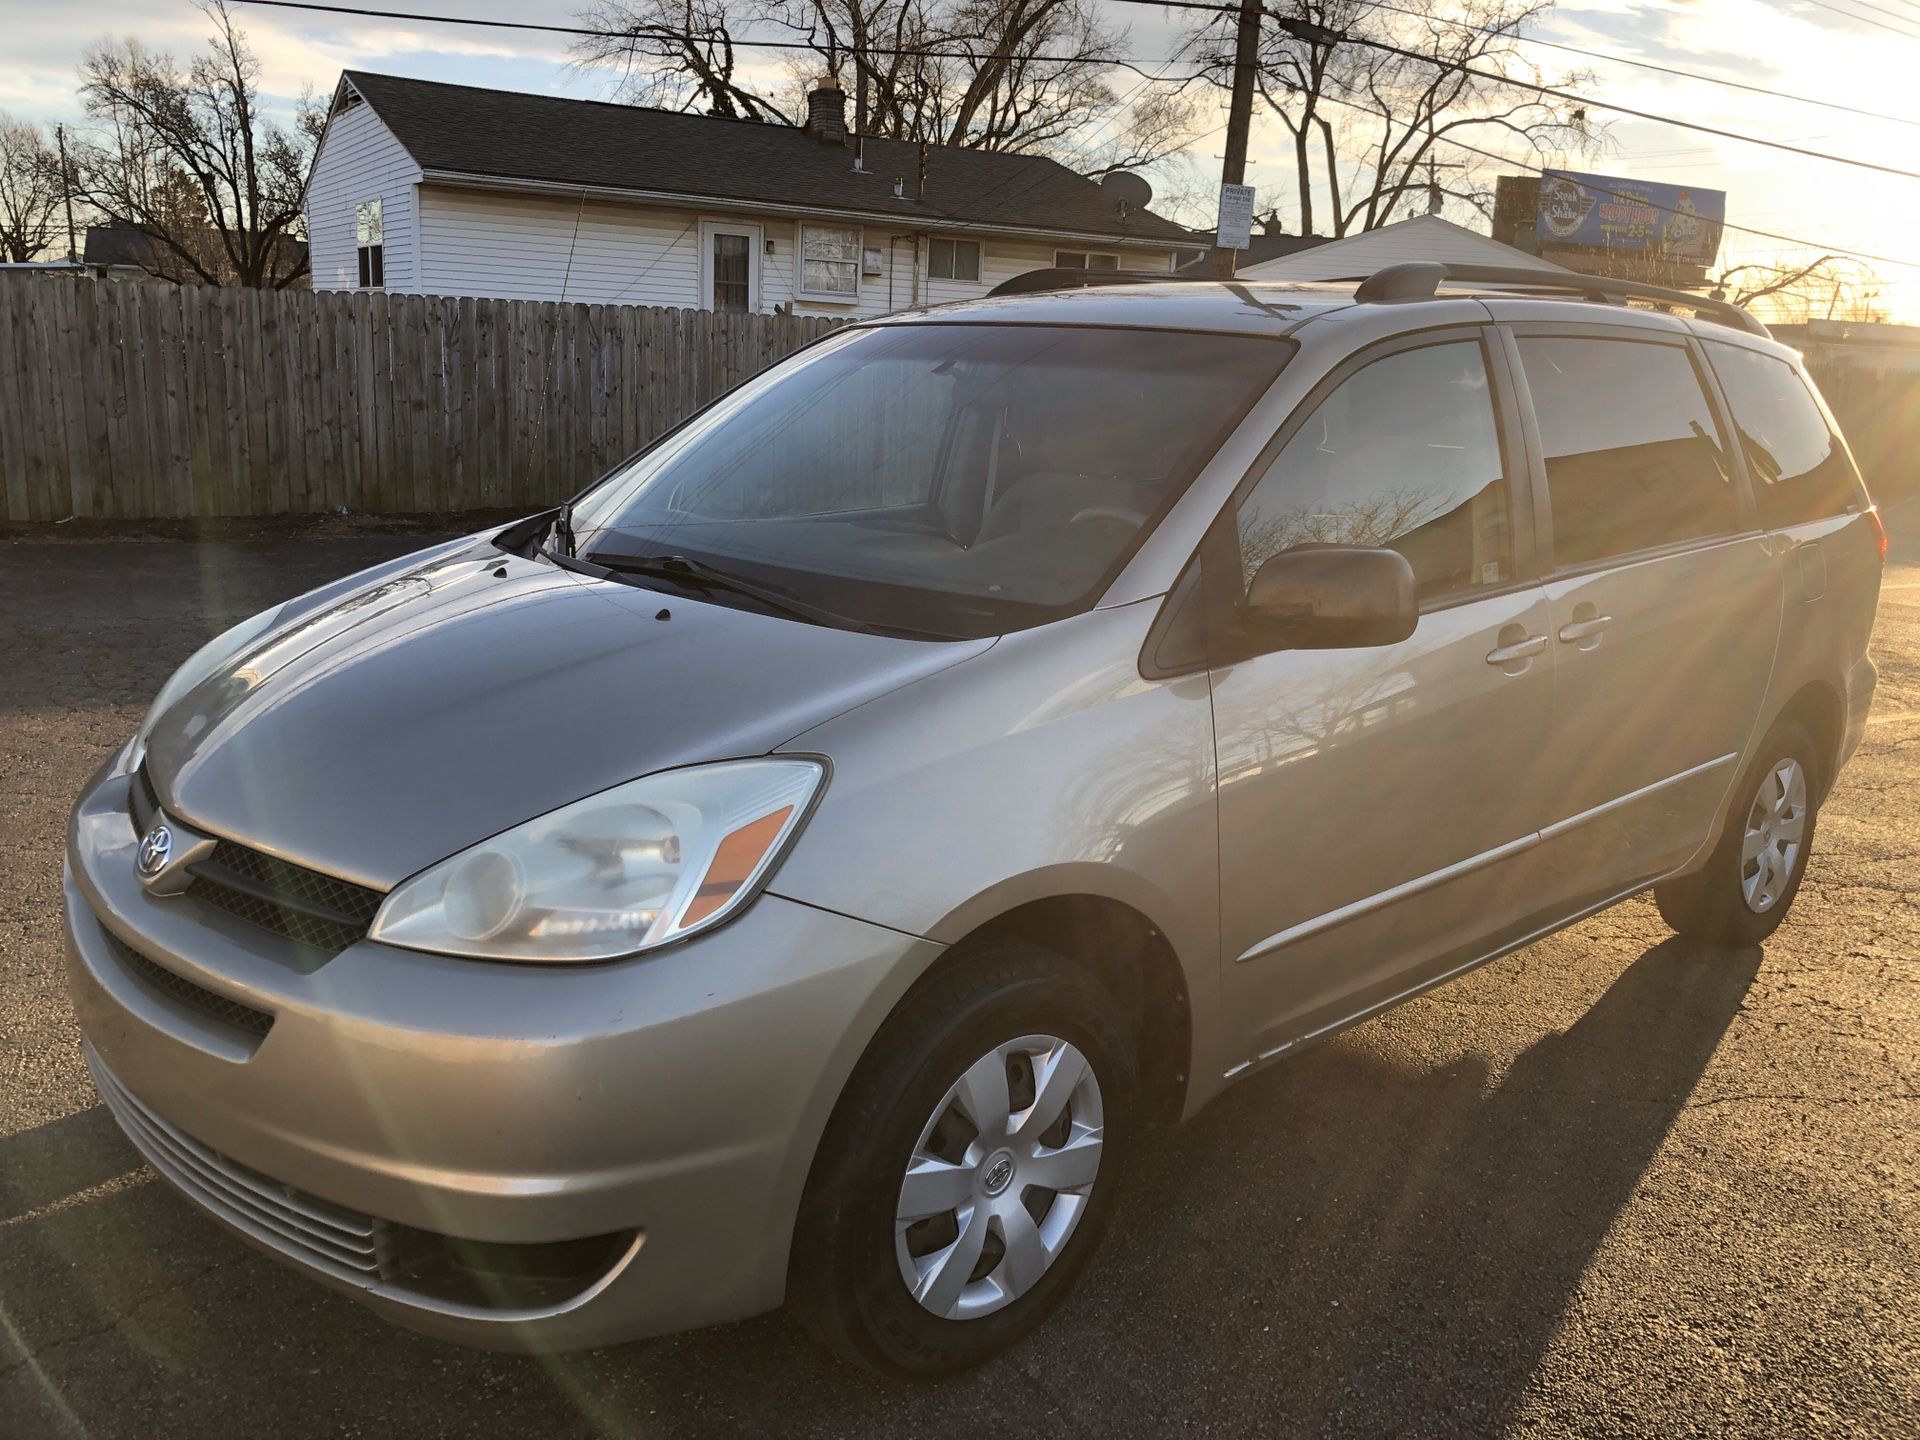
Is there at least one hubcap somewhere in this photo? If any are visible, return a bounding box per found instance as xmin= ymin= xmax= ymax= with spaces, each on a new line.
xmin=893 ymin=1034 xmax=1104 ymax=1320
xmin=1741 ymin=756 xmax=1808 ymax=913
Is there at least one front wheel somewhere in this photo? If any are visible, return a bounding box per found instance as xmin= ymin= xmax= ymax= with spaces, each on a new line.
xmin=789 ymin=938 xmax=1136 ymax=1376
xmin=1656 ymin=719 xmax=1821 ymax=947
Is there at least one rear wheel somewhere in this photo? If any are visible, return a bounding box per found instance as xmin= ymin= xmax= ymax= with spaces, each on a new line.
xmin=789 ymin=938 xmax=1135 ymax=1376
xmin=1656 ymin=719 xmax=1820 ymax=947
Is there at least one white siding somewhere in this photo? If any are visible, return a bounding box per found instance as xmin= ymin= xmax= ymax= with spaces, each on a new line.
xmin=417 ymin=188 xmax=703 ymax=305
xmin=411 ymin=185 xmax=1177 ymax=315
xmin=304 ymin=94 xmax=423 ymax=292
xmin=1238 ymin=214 xmax=1566 ymax=281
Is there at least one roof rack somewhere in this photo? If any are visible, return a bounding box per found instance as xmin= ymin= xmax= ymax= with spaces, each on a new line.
xmin=1350 ymin=261 xmax=1769 ymax=337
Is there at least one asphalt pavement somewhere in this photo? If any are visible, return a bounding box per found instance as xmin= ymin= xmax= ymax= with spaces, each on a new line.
xmin=2 ymin=515 xmax=1915 ymax=1438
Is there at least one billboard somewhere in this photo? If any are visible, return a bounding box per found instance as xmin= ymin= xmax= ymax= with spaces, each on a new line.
xmin=1535 ymin=170 xmax=1725 ymax=264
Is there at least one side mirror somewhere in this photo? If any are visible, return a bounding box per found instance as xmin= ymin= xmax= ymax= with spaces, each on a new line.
xmin=1242 ymin=544 xmax=1417 ymax=650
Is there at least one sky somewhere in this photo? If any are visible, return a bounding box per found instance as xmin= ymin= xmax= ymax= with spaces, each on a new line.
xmin=4 ymin=0 xmax=1918 ymax=320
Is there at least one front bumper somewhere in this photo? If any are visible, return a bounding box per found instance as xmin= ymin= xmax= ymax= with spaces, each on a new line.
xmin=66 ymin=762 xmax=941 ymax=1349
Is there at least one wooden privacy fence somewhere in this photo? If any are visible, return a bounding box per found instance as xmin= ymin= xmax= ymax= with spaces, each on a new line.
xmin=2 ymin=277 xmax=1913 ymax=523
xmin=0 ymin=279 xmax=842 ymax=522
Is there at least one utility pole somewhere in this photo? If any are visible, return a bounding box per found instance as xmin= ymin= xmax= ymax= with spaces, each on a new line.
xmin=1423 ymin=157 xmax=1467 ymax=216
xmin=1212 ymin=0 xmax=1264 ymax=276
xmin=1220 ymin=0 xmax=1262 ymax=193
xmin=56 ymin=123 xmax=79 ymax=265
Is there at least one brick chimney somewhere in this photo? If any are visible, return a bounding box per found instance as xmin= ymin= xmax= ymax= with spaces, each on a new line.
xmin=806 ymin=83 xmax=848 ymax=145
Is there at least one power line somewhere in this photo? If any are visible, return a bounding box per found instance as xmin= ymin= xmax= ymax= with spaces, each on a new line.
xmin=936 ymin=67 xmax=1198 ymax=237
xmin=1109 ymin=0 xmax=1920 ymax=180
xmin=227 ymin=0 xmax=1209 ymax=77
xmin=235 ymin=0 xmax=1920 ymax=265
xmin=1304 ymin=84 xmax=1920 ymax=273
xmin=239 ymin=0 xmax=1920 ymax=150
xmin=1335 ymin=20 xmax=1920 ymax=181
xmin=1785 ymin=0 xmax=1920 ymax=40
xmin=1354 ymin=0 xmax=1920 ymax=131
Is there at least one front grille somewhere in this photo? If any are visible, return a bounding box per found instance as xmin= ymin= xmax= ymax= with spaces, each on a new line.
xmin=132 ymin=763 xmax=383 ymax=958
xmin=87 ymin=1046 xmax=384 ymax=1288
xmin=103 ymin=930 xmax=274 ymax=1041
xmin=187 ymin=842 xmax=382 ymax=955
xmin=130 ymin=763 xmax=160 ymax=835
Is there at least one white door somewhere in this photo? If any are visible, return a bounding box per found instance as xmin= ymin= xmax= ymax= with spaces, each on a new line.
xmin=701 ymin=221 xmax=761 ymax=314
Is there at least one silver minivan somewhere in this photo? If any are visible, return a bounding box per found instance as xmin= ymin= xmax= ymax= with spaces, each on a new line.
xmin=66 ymin=266 xmax=1882 ymax=1374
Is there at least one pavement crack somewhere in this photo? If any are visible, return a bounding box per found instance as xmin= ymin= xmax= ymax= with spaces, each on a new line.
xmin=1682 ymin=1091 xmax=1920 ymax=1110
xmin=0 ymin=1259 xmax=232 ymax=1380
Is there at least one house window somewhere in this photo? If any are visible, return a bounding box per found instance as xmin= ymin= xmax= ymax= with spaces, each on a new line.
xmin=1055 ymin=249 xmax=1120 ymax=270
xmin=712 ymin=232 xmax=753 ymax=313
xmin=355 ymin=199 xmax=384 ymax=288
xmin=798 ymin=222 xmax=861 ymax=299
xmin=928 ymin=237 xmax=982 ymax=282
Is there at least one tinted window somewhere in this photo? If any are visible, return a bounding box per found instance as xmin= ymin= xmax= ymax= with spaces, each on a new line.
xmin=1708 ymin=343 xmax=1861 ymax=528
xmin=1236 ymin=341 xmax=1514 ymax=602
xmin=569 ymin=325 xmax=1289 ymax=639
xmin=1519 ymin=337 xmax=1737 ymax=567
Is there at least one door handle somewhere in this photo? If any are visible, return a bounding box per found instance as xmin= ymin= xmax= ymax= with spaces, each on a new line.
xmin=1486 ymin=634 xmax=1548 ymax=666
xmin=1557 ymin=614 xmax=1613 ymax=644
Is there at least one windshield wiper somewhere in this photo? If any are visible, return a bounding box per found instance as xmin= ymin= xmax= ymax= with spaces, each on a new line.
xmin=589 ymin=552 xmax=879 ymax=633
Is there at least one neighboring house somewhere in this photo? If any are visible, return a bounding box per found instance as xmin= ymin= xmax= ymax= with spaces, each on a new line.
xmin=82 ymin=226 xmax=175 ymax=281
xmin=303 ymin=71 xmax=1191 ymax=316
xmin=1236 ymin=214 xmax=1568 ymax=281
xmin=80 ymin=225 xmax=310 ymax=286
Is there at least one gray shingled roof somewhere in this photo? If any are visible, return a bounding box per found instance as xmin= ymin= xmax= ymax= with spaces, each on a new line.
xmin=340 ymin=71 xmax=1190 ymax=245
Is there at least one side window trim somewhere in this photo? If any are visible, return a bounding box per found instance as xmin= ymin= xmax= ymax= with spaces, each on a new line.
xmin=1681 ymin=331 xmax=1761 ymax=533
xmin=1498 ymin=321 xmax=1759 ymax=577
xmin=1141 ymin=324 xmax=1537 ymax=676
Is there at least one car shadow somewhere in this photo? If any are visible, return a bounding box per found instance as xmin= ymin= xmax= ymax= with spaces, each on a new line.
xmin=0 ymin=935 xmax=1759 ymax=1438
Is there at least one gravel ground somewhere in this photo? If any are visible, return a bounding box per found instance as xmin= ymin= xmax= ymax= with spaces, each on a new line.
xmin=2 ymin=515 xmax=1915 ymax=1439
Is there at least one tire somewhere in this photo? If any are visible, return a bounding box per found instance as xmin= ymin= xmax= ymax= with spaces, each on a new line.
xmin=1656 ymin=718 xmax=1821 ymax=947
xmin=789 ymin=937 xmax=1137 ymax=1377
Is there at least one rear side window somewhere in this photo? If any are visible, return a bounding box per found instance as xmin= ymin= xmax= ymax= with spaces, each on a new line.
xmin=1519 ymin=337 xmax=1738 ymax=567
xmin=1234 ymin=340 xmax=1514 ymax=603
xmin=1707 ymin=343 xmax=1861 ymax=528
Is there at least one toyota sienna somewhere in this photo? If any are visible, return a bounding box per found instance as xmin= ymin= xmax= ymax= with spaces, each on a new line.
xmin=65 ymin=264 xmax=1883 ymax=1374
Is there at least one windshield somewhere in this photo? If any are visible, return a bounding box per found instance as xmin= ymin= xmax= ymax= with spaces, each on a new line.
xmin=562 ymin=323 xmax=1290 ymax=640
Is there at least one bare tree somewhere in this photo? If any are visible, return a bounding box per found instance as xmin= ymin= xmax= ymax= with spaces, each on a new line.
xmin=574 ymin=0 xmax=1196 ymax=169
xmin=0 ymin=114 xmax=65 ymax=262
xmin=1716 ymin=255 xmax=1888 ymax=324
xmin=67 ymin=0 xmax=317 ymax=287
xmin=1189 ymin=0 xmax=1598 ymax=236
xmin=575 ymin=0 xmax=795 ymax=120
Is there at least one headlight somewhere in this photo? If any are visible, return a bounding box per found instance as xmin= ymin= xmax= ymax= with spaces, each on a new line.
xmin=369 ymin=758 xmax=825 ymax=962
xmin=124 ymin=604 xmax=286 ymax=774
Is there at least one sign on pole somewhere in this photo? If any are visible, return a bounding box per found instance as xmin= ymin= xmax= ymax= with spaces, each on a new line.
xmin=1216 ymin=183 xmax=1257 ymax=250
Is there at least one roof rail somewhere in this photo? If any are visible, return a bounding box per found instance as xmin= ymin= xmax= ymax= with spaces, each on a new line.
xmin=1351 ymin=261 xmax=1769 ymax=337
xmin=987 ymin=266 xmax=1202 ymax=297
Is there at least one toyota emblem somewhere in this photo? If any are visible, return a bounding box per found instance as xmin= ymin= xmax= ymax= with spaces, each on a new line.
xmin=136 ymin=823 xmax=174 ymax=878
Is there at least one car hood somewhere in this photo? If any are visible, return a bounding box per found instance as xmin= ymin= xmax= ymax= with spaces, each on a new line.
xmin=144 ymin=540 xmax=990 ymax=889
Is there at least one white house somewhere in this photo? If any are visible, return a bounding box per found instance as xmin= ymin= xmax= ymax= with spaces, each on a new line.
xmin=1236 ymin=214 xmax=1569 ymax=281
xmin=304 ymin=72 xmax=1191 ymax=316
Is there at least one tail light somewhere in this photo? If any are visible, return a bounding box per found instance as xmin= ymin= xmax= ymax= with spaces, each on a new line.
xmin=1867 ymin=507 xmax=1889 ymax=566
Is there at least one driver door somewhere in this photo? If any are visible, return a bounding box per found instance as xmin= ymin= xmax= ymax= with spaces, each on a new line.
xmin=1210 ymin=329 xmax=1559 ymax=1065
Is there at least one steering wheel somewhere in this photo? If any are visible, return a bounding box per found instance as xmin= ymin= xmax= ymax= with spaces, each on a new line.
xmin=1068 ymin=505 xmax=1150 ymax=529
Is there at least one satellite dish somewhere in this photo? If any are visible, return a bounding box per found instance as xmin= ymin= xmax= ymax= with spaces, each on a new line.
xmin=1101 ymin=171 xmax=1153 ymax=212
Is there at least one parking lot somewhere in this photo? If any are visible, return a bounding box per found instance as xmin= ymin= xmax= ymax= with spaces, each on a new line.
xmin=2 ymin=515 xmax=1915 ymax=1439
